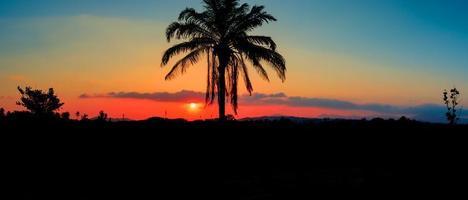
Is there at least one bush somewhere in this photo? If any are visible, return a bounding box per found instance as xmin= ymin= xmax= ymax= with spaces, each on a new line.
xmin=16 ymin=86 xmax=64 ymax=116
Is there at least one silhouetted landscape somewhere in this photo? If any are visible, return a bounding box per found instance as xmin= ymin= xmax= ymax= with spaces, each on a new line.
xmin=3 ymin=112 xmax=468 ymax=199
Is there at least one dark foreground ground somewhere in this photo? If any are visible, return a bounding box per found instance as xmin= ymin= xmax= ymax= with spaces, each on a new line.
xmin=2 ymin=116 xmax=468 ymax=199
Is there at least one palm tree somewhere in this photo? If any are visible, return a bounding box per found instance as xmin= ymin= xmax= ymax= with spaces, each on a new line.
xmin=162 ymin=0 xmax=286 ymax=120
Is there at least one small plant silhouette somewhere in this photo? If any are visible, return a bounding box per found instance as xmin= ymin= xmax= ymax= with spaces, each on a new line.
xmin=443 ymin=87 xmax=461 ymax=125
xmin=225 ymin=114 xmax=236 ymax=121
xmin=97 ymin=110 xmax=109 ymax=121
xmin=16 ymin=86 xmax=64 ymax=115
xmin=81 ymin=113 xmax=89 ymax=121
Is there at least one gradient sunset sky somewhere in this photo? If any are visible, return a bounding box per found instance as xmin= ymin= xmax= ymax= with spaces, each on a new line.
xmin=1 ymin=0 xmax=467 ymax=122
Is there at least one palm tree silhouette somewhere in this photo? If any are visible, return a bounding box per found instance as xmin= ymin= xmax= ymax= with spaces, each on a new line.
xmin=162 ymin=0 xmax=286 ymax=120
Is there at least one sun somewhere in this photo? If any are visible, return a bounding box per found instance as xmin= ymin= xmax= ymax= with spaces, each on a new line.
xmin=189 ymin=103 xmax=197 ymax=109
xmin=188 ymin=102 xmax=200 ymax=112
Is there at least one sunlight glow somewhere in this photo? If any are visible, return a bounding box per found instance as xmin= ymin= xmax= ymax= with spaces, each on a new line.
xmin=188 ymin=103 xmax=199 ymax=112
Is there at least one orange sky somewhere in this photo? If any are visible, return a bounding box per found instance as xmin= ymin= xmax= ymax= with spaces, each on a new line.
xmin=59 ymin=98 xmax=375 ymax=121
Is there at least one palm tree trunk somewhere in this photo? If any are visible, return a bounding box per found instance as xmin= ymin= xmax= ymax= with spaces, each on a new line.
xmin=217 ymin=48 xmax=228 ymax=121
xmin=215 ymin=44 xmax=230 ymax=121
xmin=218 ymin=66 xmax=226 ymax=121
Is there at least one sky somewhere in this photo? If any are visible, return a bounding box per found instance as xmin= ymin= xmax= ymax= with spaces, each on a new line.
xmin=1 ymin=0 xmax=467 ymax=122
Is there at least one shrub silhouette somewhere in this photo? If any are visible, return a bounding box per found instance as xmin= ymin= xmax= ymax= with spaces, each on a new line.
xmin=225 ymin=114 xmax=236 ymax=121
xmin=61 ymin=112 xmax=70 ymax=120
xmin=0 ymin=107 xmax=5 ymax=118
xmin=16 ymin=86 xmax=64 ymax=116
xmin=443 ymin=87 xmax=461 ymax=125
xmin=81 ymin=113 xmax=89 ymax=121
xmin=97 ymin=110 xmax=109 ymax=121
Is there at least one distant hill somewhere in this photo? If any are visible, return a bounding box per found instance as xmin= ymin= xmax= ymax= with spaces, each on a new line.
xmin=239 ymin=116 xmax=348 ymax=124
xmin=241 ymin=115 xmax=467 ymax=125
xmin=240 ymin=115 xmax=311 ymax=122
xmin=90 ymin=114 xmax=466 ymax=124
xmin=88 ymin=117 xmax=133 ymax=122
xmin=109 ymin=118 xmax=133 ymax=122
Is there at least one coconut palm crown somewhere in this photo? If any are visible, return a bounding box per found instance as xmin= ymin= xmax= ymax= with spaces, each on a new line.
xmin=161 ymin=0 xmax=286 ymax=120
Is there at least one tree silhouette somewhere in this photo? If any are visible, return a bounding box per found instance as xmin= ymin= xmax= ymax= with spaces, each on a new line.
xmin=443 ymin=88 xmax=461 ymax=125
xmin=16 ymin=86 xmax=64 ymax=116
xmin=97 ymin=110 xmax=109 ymax=121
xmin=61 ymin=112 xmax=70 ymax=120
xmin=81 ymin=113 xmax=89 ymax=121
xmin=162 ymin=0 xmax=286 ymax=120
xmin=0 ymin=107 xmax=5 ymax=118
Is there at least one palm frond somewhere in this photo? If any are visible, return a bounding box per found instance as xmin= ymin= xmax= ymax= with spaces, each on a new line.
xmin=229 ymin=5 xmax=276 ymax=35
xmin=165 ymin=47 xmax=208 ymax=80
xmin=202 ymin=0 xmax=221 ymax=16
xmin=161 ymin=38 xmax=214 ymax=66
xmin=237 ymin=54 xmax=253 ymax=95
xmin=205 ymin=49 xmax=212 ymax=104
xmin=235 ymin=40 xmax=286 ymax=82
xmin=245 ymin=35 xmax=277 ymax=50
xmin=235 ymin=41 xmax=270 ymax=81
xmin=165 ymin=22 xmax=214 ymax=42
xmin=228 ymin=56 xmax=239 ymax=114
xmin=178 ymin=8 xmax=202 ymax=21
xmin=206 ymin=49 xmax=218 ymax=104
xmin=178 ymin=8 xmax=218 ymax=36
xmin=249 ymin=57 xmax=270 ymax=81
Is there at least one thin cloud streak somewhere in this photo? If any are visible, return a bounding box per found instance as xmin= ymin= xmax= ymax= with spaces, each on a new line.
xmin=240 ymin=93 xmax=403 ymax=113
xmin=79 ymin=90 xmax=204 ymax=102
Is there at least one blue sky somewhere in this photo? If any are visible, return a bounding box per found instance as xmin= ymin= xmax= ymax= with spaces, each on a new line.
xmin=2 ymin=0 xmax=467 ymax=72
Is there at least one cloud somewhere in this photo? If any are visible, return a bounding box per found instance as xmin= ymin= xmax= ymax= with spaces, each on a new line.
xmin=80 ymin=90 xmax=205 ymax=102
xmin=79 ymin=90 xmax=466 ymax=123
xmin=240 ymin=93 xmax=405 ymax=113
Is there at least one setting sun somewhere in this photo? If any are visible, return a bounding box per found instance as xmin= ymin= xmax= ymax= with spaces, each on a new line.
xmin=189 ymin=103 xmax=199 ymax=111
